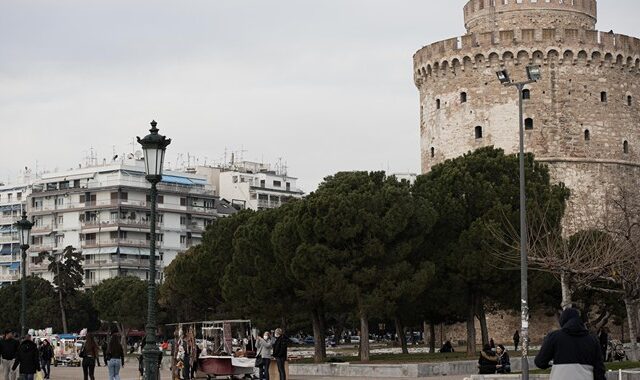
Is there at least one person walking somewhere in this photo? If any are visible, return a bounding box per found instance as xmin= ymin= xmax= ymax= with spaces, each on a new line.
xmin=11 ymin=335 xmax=40 ymax=380
xmin=272 ymin=328 xmax=288 ymax=380
xmin=513 ymin=330 xmax=520 ymax=351
xmin=38 ymin=339 xmax=53 ymax=379
xmin=535 ymin=308 xmax=606 ymax=380
xmin=495 ymin=344 xmax=511 ymax=374
xmin=106 ymin=335 xmax=125 ymax=380
xmin=256 ymin=331 xmax=273 ymax=380
xmin=101 ymin=340 xmax=108 ymax=367
xmin=81 ymin=333 xmax=100 ymax=380
xmin=0 ymin=330 xmax=19 ymax=380
xmin=598 ymin=327 xmax=609 ymax=361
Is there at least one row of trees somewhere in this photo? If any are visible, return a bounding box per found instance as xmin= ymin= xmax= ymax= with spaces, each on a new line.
xmin=161 ymin=147 xmax=571 ymax=362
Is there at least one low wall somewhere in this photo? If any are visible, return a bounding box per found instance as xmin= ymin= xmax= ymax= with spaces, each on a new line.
xmin=290 ymin=358 xmax=537 ymax=378
xmin=467 ymin=372 xmax=640 ymax=380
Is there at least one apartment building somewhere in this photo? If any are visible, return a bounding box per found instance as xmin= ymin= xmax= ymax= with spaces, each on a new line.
xmin=27 ymin=159 xmax=233 ymax=287
xmin=0 ymin=182 xmax=29 ymax=284
xmin=211 ymin=161 xmax=304 ymax=211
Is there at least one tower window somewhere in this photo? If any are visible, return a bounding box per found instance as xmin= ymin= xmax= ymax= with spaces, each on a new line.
xmin=461 ymin=92 xmax=467 ymax=103
xmin=436 ymin=99 xmax=441 ymax=109
xmin=475 ymin=126 xmax=483 ymax=139
xmin=628 ymin=95 xmax=633 ymax=106
xmin=601 ymin=92 xmax=607 ymax=102
xmin=524 ymin=118 xmax=534 ymax=130
xmin=430 ymin=147 xmax=435 ymax=158
xmin=623 ymin=140 xmax=629 ymax=154
xmin=522 ymin=89 xmax=531 ymax=100
xmin=584 ymin=130 xmax=590 ymax=141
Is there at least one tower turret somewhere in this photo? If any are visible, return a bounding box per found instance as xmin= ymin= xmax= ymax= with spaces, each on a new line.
xmin=463 ymin=0 xmax=597 ymax=34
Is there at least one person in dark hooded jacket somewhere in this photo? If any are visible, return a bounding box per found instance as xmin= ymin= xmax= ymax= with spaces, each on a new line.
xmin=478 ymin=344 xmax=497 ymax=374
xmin=534 ymin=308 xmax=605 ymax=380
xmin=11 ymin=335 xmax=40 ymax=380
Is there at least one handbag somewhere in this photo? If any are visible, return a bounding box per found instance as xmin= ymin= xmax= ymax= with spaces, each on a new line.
xmin=254 ymin=354 xmax=263 ymax=367
xmin=35 ymin=371 xmax=44 ymax=380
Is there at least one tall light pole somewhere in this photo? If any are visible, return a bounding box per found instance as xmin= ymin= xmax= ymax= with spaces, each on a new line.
xmin=137 ymin=120 xmax=171 ymax=380
xmin=496 ymin=65 xmax=541 ymax=380
xmin=14 ymin=211 xmax=33 ymax=337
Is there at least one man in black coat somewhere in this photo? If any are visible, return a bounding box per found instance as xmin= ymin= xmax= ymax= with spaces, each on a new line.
xmin=534 ymin=308 xmax=605 ymax=380
xmin=272 ymin=328 xmax=289 ymax=380
xmin=1 ymin=330 xmax=19 ymax=380
xmin=12 ymin=335 xmax=40 ymax=380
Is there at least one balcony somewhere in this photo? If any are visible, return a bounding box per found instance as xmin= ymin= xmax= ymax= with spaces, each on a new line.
xmin=29 ymin=244 xmax=54 ymax=252
xmin=81 ymin=219 xmax=160 ymax=230
xmin=0 ymin=217 xmax=19 ymax=225
xmin=0 ymin=235 xmax=18 ymax=244
xmin=0 ymin=273 xmax=19 ymax=282
xmin=81 ymin=238 xmax=158 ymax=249
xmin=32 ymin=225 xmax=53 ymax=235
xmin=84 ymin=258 xmax=161 ymax=269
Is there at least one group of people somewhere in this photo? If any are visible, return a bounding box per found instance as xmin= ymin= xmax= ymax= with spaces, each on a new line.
xmin=477 ymin=342 xmax=511 ymax=374
xmin=79 ymin=333 xmax=126 ymax=380
xmin=255 ymin=327 xmax=289 ymax=380
xmin=0 ymin=330 xmax=43 ymax=380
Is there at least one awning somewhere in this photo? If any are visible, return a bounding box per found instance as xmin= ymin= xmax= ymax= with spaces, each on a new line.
xmin=82 ymin=247 xmax=118 ymax=255
xmin=9 ymin=262 xmax=19 ymax=270
xmin=0 ymin=245 xmax=19 ymax=255
xmin=0 ymin=204 xmax=23 ymax=213
xmin=118 ymin=247 xmax=151 ymax=256
xmin=161 ymin=175 xmax=194 ymax=186
xmin=59 ymin=173 xmax=96 ymax=181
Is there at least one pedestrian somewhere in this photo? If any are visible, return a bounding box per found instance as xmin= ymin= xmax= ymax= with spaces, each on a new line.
xmin=106 ymin=335 xmax=125 ymax=380
xmin=0 ymin=330 xmax=19 ymax=380
xmin=489 ymin=338 xmax=495 ymax=352
xmin=80 ymin=333 xmax=100 ymax=380
xmin=138 ymin=336 xmax=163 ymax=380
xmin=101 ymin=340 xmax=108 ymax=366
xmin=38 ymin=339 xmax=53 ymax=379
xmin=477 ymin=344 xmax=497 ymax=374
xmin=495 ymin=344 xmax=511 ymax=374
xmin=272 ymin=328 xmax=289 ymax=380
xmin=190 ymin=344 xmax=200 ymax=379
xmin=256 ymin=331 xmax=273 ymax=380
xmin=11 ymin=335 xmax=40 ymax=380
xmin=534 ymin=307 xmax=606 ymax=380
xmin=513 ymin=330 xmax=520 ymax=351
xmin=598 ymin=327 xmax=609 ymax=361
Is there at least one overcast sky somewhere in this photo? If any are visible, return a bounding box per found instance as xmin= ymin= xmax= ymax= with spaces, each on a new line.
xmin=1 ymin=0 xmax=638 ymax=192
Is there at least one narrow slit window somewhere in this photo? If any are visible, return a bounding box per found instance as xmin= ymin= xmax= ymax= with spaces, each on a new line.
xmin=601 ymin=91 xmax=607 ymax=103
xmin=522 ymin=89 xmax=531 ymax=100
xmin=461 ymin=92 xmax=468 ymax=103
xmin=436 ymin=99 xmax=441 ymax=109
xmin=475 ymin=126 xmax=483 ymax=139
xmin=624 ymin=140 xmax=629 ymax=154
xmin=430 ymin=147 xmax=435 ymax=158
xmin=525 ymin=118 xmax=534 ymax=130
xmin=628 ymin=95 xmax=633 ymax=106
xmin=584 ymin=129 xmax=590 ymax=141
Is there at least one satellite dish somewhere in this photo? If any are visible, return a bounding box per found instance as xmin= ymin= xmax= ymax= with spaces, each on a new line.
xmin=134 ymin=151 xmax=143 ymax=159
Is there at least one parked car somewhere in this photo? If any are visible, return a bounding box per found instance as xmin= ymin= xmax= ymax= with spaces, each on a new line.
xmin=303 ymin=336 xmax=315 ymax=345
xmin=289 ymin=337 xmax=302 ymax=345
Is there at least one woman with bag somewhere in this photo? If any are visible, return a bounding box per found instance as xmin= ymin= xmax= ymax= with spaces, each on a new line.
xmin=81 ymin=333 xmax=100 ymax=380
xmin=106 ymin=335 xmax=125 ymax=380
xmin=255 ymin=331 xmax=273 ymax=380
xmin=12 ymin=334 xmax=41 ymax=380
xmin=38 ymin=339 xmax=53 ymax=379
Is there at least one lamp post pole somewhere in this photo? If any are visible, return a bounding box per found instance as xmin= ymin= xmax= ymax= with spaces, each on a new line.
xmin=138 ymin=120 xmax=171 ymax=380
xmin=15 ymin=211 xmax=33 ymax=338
xmin=497 ymin=66 xmax=540 ymax=380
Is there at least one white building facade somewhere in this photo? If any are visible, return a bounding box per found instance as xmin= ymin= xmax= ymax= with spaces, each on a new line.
xmin=0 ymin=182 xmax=29 ymax=284
xmin=26 ymin=159 xmax=231 ymax=286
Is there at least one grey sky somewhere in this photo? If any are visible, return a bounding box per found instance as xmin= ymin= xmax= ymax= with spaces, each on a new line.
xmin=1 ymin=1 xmax=638 ymax=191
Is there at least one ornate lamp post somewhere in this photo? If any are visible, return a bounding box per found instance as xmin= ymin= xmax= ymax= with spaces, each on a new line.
xmin=496 ymin=65 xmax=541 ymax=380
xmin=14 ymin=211 xmax=33 ymax=337
xmin=137 ymin=120 xmax=171 ymax=380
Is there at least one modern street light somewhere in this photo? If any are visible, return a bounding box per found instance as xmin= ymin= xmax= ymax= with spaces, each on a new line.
xmin=14 ymin=211 xmax=33 ymax=337
xmin=496 ymin=65 xmax=541 ymax=380
xmin=137 ymin=120 xmax=171 ymax=380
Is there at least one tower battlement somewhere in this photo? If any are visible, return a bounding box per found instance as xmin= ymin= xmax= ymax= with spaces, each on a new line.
xmin=463 ymin=0 xmax=597 ymax=34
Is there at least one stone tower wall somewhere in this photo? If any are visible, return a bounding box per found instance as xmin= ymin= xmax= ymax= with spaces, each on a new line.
xmin=464 ymin=0 xmax=597 ymax=34
xmin=414 ymin=24 xmax=640 ymax=233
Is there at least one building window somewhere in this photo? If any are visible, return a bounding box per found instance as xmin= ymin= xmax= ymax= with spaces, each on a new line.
xmin=180 ymin=197 xmax=186 ymax=206
xmin=57 ymin=215 xmax=64 ymax=226
xmin=628 ymin=95 xmax=633 ymax=106
xmin=584 ymin=130 xmax=590 ymax=141
xmin=525 ymin=118 xmax=534 ymax=130
xmin=436 ymin=99 xmax=441 ymax=109
xmin=522 ymin=89 xmax=531 ymax=100
xmin=273 ymin=180 xmax=281 ymax=187
xmin=180 ymin=216 xmax=186 ymax=225
xmin=430 ymin=147 xmax=435 ymax=158
xmin=460 ymin=92 xmax=467 ymax=103
xmin=475 ymin=126 xmax=483 ymax=139
xmin=624 ymin=140 xmax=629 ymax=154
xmin=16 ymin=192 xmax=21 ymax=200
xmin=260 ymin=179 xmax=265 ymax=188
xmin=56 ymin=197 xmax=64 ymax=206
xmin=601 ymin=91 xmax=607 ymax=102
xmin=232 ymin=176 xmax=238 ymax=183
xmin=180 ymin=235 xmax=187 ymax=244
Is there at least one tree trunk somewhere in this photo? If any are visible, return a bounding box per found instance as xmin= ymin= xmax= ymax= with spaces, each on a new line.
xmin=395 ymin=316 xmax=408 ymax=354
xmin=428 ymin=322 xmax=436 ymax=353
xmin=466 ymin=295 xmax=477 ymax=354
xmin=476 ymin=299 xmax=489 ymax=347
xmin=624 ymin=297 xmax=638 ymax=360
xmin=58 ymin=290 xmax=68 ymax=334
xmin=359 ymin=311 xmax=370 ymax=362
xmin=117 ymin=323 xmax=128 ymax=352
xmin=560 ymin=271 xmax=573 ymax=309
xmin=311 ymin=308 xmax=326 ymax=363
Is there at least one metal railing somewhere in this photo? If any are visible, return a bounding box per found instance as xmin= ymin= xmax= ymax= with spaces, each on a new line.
xmin=81 ymin=239 xmax=157 ymax=248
